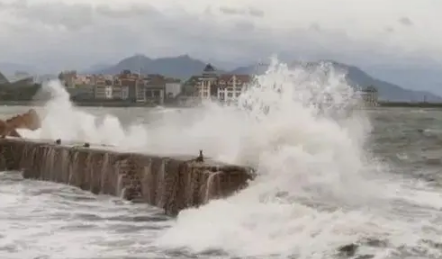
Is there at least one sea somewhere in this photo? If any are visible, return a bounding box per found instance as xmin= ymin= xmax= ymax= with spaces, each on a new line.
xmin=1 ymin=60 xmax=442 ymax=259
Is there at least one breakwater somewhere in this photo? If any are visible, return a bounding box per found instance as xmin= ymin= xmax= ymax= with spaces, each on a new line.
xmin=0 ymin=137 xmax=254 ymax=215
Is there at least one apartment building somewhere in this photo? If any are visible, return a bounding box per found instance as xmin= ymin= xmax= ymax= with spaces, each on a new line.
xmin=117 ymin=70 xmax=145 ymax=102
xmin=217 ymin=74 xmax=251 ymax=102
xmin=93 ymin=75 xmax=114 ymax=99
xmin=59 ymin=70 xmax=77 ymax=88
xmin=165 ymin=78 xmax=182 ymax=100
xmin=198 ymin=64 xmax=217 ymax=100
xmin=145 ymin=74 xmax=165 ymax=105
xmin=73 ymin=75 xmax=93 ymax=86
xmin=67 ymin=84 xmax=94 ymax=100
xmin=58 ymin=69 xmax=183 ymax=104
xmin=189 ymin=63 xmax=251 ymax=102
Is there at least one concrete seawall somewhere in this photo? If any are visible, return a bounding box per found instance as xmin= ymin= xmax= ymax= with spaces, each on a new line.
xmin=0 ymin=138 xmax=254 ymax=215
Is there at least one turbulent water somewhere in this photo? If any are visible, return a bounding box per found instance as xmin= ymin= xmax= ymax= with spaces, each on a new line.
xmin=2 ymin=60 xmax=442 ymax=259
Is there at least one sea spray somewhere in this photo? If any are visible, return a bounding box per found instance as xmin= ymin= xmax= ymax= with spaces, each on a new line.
xmin=15 ymin=58 xmax=439 ymax=258
xmin=151 ymin=59 xmax=405 ymax=258
xmin=18 ymin=81 xmax=147 ymax=148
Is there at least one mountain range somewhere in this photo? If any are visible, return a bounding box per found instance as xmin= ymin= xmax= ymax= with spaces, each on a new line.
xmin=88 ymin=54 xmax=441 ymax=102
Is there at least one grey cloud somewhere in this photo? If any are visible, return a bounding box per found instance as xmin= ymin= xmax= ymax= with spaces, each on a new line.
xmin=219 ymin=6 xmax=264 ymax=17
xmin=233 ymin=20 xmax=256 ymax=32
xmin=0 ymin=0 xmax=160 ymax=31
xmin=219 ymin=6 xmax=244 ymax=15
xmin=385 ymin=26 xmax=395 ymax=33
xmin=248 ymin=7 xmax=264 ymax=17
xmin=0 ymin=0 xmax=418 ymax=72
xmin=309 ymin=23 xmax=322 ymax=32
xmin=204 ymin=7 xmax=212 ymax=15
xmin=0 ymin=0 xmax=94 ymax=30
xmin=95 ymin=3 xmax=158 ymax=18
xmin=399 ymin=17 xmax=413 ymax=26
xmin=1 ymin=1 xmax=267 ymax=64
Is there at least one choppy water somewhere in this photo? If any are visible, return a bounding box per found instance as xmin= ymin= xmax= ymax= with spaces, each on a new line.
xmin=2 ymin=61 xmax=442 ymax=259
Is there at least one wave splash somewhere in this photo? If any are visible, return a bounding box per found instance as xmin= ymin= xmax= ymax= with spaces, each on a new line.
xmin=17 ymin=58 xmax=442 ymax=258
xmin=150 ymin=59 xmax=393 ymax=258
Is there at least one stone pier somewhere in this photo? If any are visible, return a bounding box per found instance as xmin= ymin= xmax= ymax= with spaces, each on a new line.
xmin=0 ymin=137 xmax=254 ymax=216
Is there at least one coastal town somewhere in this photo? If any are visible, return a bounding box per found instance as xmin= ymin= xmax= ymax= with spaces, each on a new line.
xmin=56 ymin=63 xmax=379 ymax=107
xmin=56 ymin=63 xmax=256 ymax=106
xmin=0 ymin=62 xmax=379 ymax=107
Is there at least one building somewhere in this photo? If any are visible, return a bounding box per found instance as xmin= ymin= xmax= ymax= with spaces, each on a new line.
xmin=145 ymin=74 xmax=165 ymax=105
xmin=360 ymin=86 xmax=378 ymax=106
xmin=188 ymin=64 xmax=251 ymax=102
xmin=182 ymin=76 xmax=200 ymax=96
xmin=111 ymin=79 xmax=123 ymax=100
xmin=58 ymin=70 xmax=77 ymax=88
xmin=111 ymin=70 xmax=150 ymax=102
xmin=135 ymin=80 xmax=146 ymax=102
xmin=217 ymin=74 xmax=251 ymax=103
xmin=198 ymin=64 xmax=218 ymax=100
xmin=165 ymin=78 xmax=182 ymax=100
xmin=93 ymin=75 xmax=114 ymax=99
xmin=67 ymin=84 xmax=94 ymax=100
xmin=73 ymin=75 xmax=93 ymax=86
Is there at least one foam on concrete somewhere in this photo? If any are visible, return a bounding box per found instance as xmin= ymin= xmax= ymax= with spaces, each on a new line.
xmin=0 ymin=137 xmax=254 ymax=215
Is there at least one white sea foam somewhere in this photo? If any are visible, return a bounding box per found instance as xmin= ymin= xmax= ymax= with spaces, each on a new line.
xmin=11 ymin=58 xmax=442 ymax=258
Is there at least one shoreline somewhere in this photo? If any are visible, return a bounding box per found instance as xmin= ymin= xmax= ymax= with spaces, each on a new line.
xmin=376 ymin=102 xmax=442 ymax=108
xmin=0 ymin=100 xmax=187 ymax=108
xmin=1 ymin=100 xmax=442 ymax=108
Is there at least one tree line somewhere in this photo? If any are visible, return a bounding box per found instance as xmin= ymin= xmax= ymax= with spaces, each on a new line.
xmin=0 ymin=83 xmax=43 ymax=101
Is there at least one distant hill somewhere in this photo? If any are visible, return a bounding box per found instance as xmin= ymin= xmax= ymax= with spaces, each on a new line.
xmin=232 ymin=61 xmax=442 ymax=102
xmin=0 ymin=62 xmax=37 ymax=76
xmin=92 ymin=54 xmax=220 ymax=79
xmin=82 ymin=63 xmax=112 ymax=74
xmin=89 ymin=54 xmax=441 ymax=102
xmin=0 ymin=71 xmax=8 ymax=85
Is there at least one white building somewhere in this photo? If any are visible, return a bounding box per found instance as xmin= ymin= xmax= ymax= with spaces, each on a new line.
xmin=165 ymin=80 xmax=182 ymax=99
xmin=104 ymin=85 xmax=112 ymax=99
xmin=190 ymin=64 xmax=252 ymax=102
xmin=217 ymin=74 xmax=251 ymax=103
xmin=93 ymin=77 xmax=114 ymax=99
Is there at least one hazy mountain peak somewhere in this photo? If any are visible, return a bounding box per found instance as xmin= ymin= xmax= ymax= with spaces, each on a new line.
xmin=118 ymin=54 xmax=151 ymax=64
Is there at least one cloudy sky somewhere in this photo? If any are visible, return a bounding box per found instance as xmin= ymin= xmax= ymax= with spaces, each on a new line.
xmin=0 ymin=0 xmax=441 ymax=73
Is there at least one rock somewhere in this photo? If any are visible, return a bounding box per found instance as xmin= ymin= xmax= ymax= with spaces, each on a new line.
xmin=5 ymin=108 xmax=41 ymax=130
xmin=0 ymin=109 xmax=41 ymax=138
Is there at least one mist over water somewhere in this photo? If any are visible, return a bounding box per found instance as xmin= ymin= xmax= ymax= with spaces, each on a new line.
xmin=7 ymin=58 xmax=442 ymax=258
